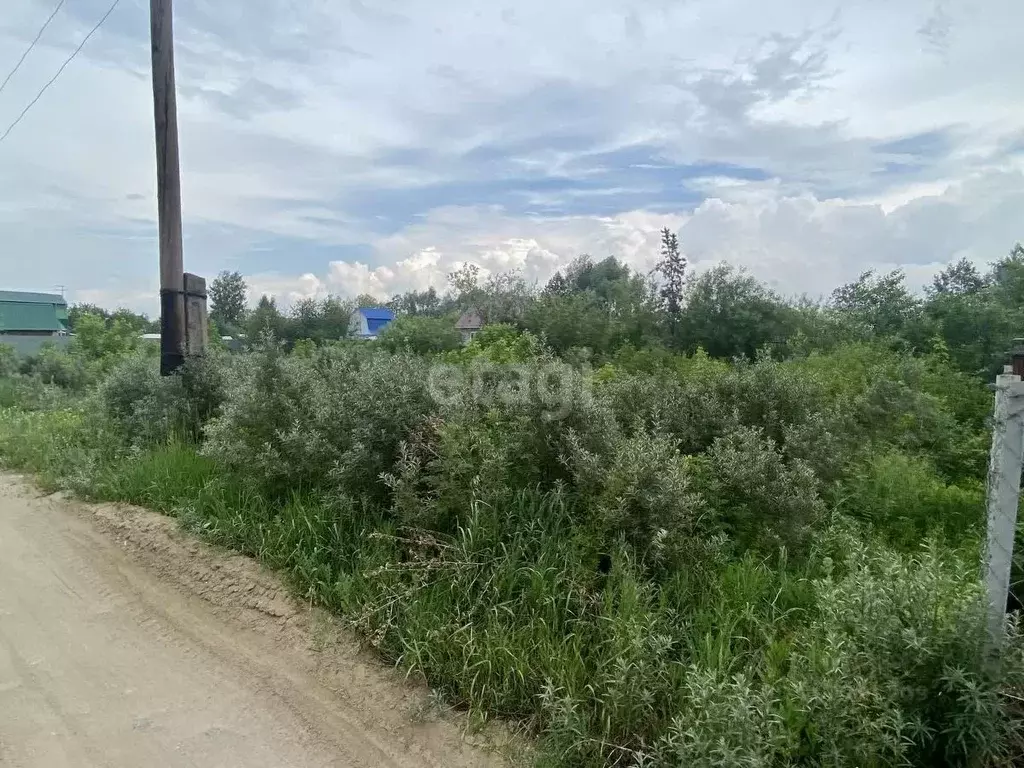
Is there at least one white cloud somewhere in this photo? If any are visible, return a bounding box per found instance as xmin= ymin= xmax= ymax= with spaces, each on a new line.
xmin=676 ymin=168 xmax=1024 ymax=297
xmin=249 ymin=167 xmax=1024 ymax=306
xmin=0 ymin=0 xmax=1021 ymax=312
xmin=245 ymin=272 xmax=324 ymax=306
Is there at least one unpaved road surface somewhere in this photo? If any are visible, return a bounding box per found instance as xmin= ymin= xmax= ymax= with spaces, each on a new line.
xmin=0 ymin=474 xmax=506 ymax=768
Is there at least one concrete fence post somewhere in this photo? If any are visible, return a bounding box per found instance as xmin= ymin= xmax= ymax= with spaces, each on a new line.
xmin=984 ymin=368 xmax=1024 ymax=643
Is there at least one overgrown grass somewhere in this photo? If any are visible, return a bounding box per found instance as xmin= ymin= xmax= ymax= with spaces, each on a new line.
xmin=1 ymin=336 xmax=1022 ymax=766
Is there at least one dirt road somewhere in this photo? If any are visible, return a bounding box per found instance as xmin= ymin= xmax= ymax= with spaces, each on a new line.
xmin=0 ymin=475 xmax=505 ymax=768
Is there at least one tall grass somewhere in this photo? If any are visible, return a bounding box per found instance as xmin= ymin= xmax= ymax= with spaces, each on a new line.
xmin=0 ymin=340 xmax=1022 ymax=766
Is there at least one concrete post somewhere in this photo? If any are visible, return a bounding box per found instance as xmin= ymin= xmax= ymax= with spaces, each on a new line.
xmin=984 ymin=370 xmax=1024 ymax=642
xmin=183 ymin=273 xmax=208 ymax=358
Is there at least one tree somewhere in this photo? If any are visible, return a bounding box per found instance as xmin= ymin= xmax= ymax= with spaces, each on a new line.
xmin=526 ymin=257 xmax=660 ymax=356
xmin=109 ymin=307 xmax=153 ymax=334
xmin=543 ymin=270 xmax=570 ymax=297
xmin=209 ymin=271 xmax=248 ymax=332
xmin=930 ymin=258 xmax=985 ymax=297
xmin=680 ymin=265 xmax=793 ymax=359
xmin=319 ymin=296 xmax=356 ymax=340
xmin=68 ymin=304 xmax=153 ymax=333
xmin=355 ymin=294 xmax=380 ymax=309
xmin=67 ymin=303 xmax=110 ymax=330
xmin=562 ymin=255 xmax=594 ymax=291
xmin=988 ymin=244 xmax=1024 ymax=308
xmin=69 ymin=311 xmax=141 ymax=363
xmin=830 ymin=270 xmax=923 ymax=340
xmin=921 ymin=247 xmax=1024 ymax=377
xmin=925 ymin=289 xmax=1014 ymax=376
xmin=523 ymin=293 xmax=614 ymax=355
xmin=479 ymin=270 xmax=534 ymax=325
xmin=245 ymin=295 xmax=285 ymax=343
xmin=656 ymin=227 xmax=687 ymax=316
xmin=286 ymin=296 xmax=354 ymax=344
xmin=388 ymin=287 xmax=442 ymax=316
xmin=377 ymin=315 xmax=462 ymax=355
xmin=447 ymin=263 xmax=481 ymax=297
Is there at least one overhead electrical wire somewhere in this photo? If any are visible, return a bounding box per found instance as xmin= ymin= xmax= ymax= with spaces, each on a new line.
xmin=0 ymin=0 xmax=68 ymax=97
xmin=0 ymin=0 xmax=122 ymax=146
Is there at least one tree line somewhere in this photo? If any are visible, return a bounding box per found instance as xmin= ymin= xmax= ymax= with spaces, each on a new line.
xmin=197 ymin=237 xmax=1024 ymax=382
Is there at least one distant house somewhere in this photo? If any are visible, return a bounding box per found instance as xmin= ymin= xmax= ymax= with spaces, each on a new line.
xmin=455 ymin=308 xmax=484 ymax=344
xmin=0 ymin=291 xmax=69 ymax=355
xmin=349 ymin=307 xmax=395 ymax=339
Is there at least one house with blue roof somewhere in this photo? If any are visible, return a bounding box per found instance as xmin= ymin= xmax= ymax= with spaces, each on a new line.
xmin=349 ymin=307 xmax=395 ymax=339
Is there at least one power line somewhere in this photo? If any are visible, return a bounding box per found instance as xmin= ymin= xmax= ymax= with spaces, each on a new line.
xmin=0 ymin=0 xmax=68 ymax=97
xmin=0 ymin=0 xmax=121 ymax=146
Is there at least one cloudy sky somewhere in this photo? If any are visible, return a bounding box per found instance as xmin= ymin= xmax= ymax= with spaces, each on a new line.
xmin=1 ymin=0 xmax=1022 ymax=313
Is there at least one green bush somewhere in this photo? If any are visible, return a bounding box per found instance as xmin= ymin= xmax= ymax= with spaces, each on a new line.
xmin=597 ymin=367 xmax=736 ymax=456
xmin=785 ymin=532 xmax=1019 ymax=766
xmin=384 ymin=357 xmax=616 ymax=532
xmin=69 ymin=311 xmax=141 ymax=364
xmin=203 ymin=343 xmax=434 ymax=500
xmin=0 ymin=406 xmax=106 ymax=491
xmin=377 ymin=315 xmax=462 ymax=355
xmin=563 ymin=426 xmax=705 ymax=557
xmin=23 ymin=344 xmax=90 ymax=391
xmin=443 ymin=323 xmax=545 ymax=364
xmin=3 ymin=282 xmax=1022 ymax=768
xmin=841 ymin=451 xmax=984 ymax=550
xmin=97 ymin=355 xmax=180 ymax=447
xmin=178 ymin=353 xmax=228 ymax=439
xmin=0 ymin=343 xmax=17 ymax=377
xmin=693 ymin=425 xmax=824 ymax=554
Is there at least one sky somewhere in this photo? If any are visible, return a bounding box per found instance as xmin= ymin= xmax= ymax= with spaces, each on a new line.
xmin=0 ymin=0 xmax=1022 ymax=313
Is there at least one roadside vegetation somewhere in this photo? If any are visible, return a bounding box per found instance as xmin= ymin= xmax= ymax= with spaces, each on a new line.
xmin=3 ymin=242 xmax=1024 ymax=766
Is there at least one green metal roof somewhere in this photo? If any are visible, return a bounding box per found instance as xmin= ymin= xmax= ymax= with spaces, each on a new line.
xmin=0 ymin=291 xmax=65 ymax=305
xmin=0 ymin=292 xmax=68 ymax=332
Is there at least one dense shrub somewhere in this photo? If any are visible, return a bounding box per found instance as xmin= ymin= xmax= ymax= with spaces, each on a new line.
xmin=842 ymin=451 xmax=985 ymax=549
xmin=0 ymin=344 xmax=17 ymax=377
xmin=92 ymin=352 xmax=228 ymax=449
xmin=694 ymin=426 xmax=824 ymax=554
xmin=204 ymin=343 xmax=434 ymax=500
xmin=786 ymin=533 xmax=1018 ymax=766
xmin=68 ymin=311 xmax=142 ymax=362
xmin=178 ymin=353 xmax=229 ymax=439
xmin=564 ymin=426 xmax=705 ymax=556
xmin=97 ymin=355 xmax=179 ymax=447
xmin=596 ymin=362 xmax=735 ymax=456
xmin=386 ymin=357 xmax=616 ymax=532
xmin=23 ymin=343 xmax=90 ymax=391
xmin=0 ymin=375 xmax=69 ymax=411
xmin=377 ymin=315 xmax=463 ymax=355
xmin=3 ymin=252 xmax=1024 ymax=768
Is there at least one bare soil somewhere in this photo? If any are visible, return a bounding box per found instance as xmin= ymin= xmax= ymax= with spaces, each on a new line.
xmin=0 ymin=473 xmax=512 ymax=767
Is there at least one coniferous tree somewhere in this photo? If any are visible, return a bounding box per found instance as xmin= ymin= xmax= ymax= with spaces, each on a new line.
xmin=656 ymin=228 xmax=687 ymax=345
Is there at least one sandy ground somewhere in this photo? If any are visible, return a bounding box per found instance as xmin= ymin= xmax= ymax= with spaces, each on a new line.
xmin=0 ymin=474 xmax=509 ymax=768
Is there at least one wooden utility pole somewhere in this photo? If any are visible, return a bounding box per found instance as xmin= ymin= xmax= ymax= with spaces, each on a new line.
xmin=150 ymin=0 xmax=185 ymax=375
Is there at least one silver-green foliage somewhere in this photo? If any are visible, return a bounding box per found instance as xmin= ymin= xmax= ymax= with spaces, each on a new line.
xmin=12 ymin=337 xmax=1022 ymax=768
xmin=203 ymin=342 xmax=434 ymax=500
xmin=647 ymin=530 xmax=1020 ymax=767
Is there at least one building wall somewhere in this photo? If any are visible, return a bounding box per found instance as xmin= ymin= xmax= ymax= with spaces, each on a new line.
xmin=349 ymin=312 xmax=370 ymax=337
xmin=0 ymin=333 xmax=69 ymax=357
